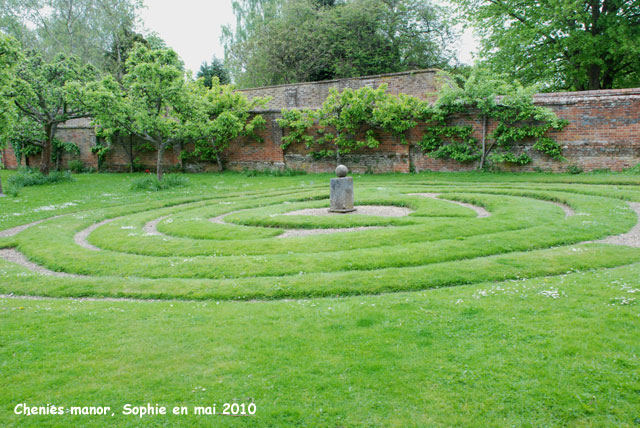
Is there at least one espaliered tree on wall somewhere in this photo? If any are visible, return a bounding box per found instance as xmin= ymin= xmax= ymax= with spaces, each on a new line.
xmin=419 ymin=71 xmax=568 ymax=169
xmin=277 ymin=84 xmax=423 ymax=163
xmin=179 ymin=77 xmax=267 ymax=171
xmin=277 ymin=71 xmax=567 ymax=169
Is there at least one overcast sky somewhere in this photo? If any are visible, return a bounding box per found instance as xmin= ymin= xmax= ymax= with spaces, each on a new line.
xmin=140 ymin=0 xmax=479 ymax=75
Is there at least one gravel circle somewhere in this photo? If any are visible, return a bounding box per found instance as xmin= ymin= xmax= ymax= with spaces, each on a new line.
xmin=283 ymin=205 xmax=413 ymax=217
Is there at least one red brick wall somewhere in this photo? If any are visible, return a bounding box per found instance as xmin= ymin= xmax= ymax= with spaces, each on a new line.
xmin=1 ymin=72 xmax=639 ymax=174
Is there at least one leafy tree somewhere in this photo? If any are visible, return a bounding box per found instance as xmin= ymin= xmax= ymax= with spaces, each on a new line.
xmin=180 ymin=79 xmax=267 ymax=170
xmin=0 ymin=0 xmax=144 ymax=70
xmin=0 ymin=35 xmax=21 ymax=194
xmin=197 ymin=57 xmax=231 ymax=87
xmin=5 ymin=50 xmax=96 ymax=175
xmin=104 ymin=26 xmax=149 ymax=81
xmin=224 ymin=0 xmax=453 ymax=88
xmin=79 ymin=44 xmax=186 ymax=180
xmin=451 ymin=0 xmax=640 ymax=90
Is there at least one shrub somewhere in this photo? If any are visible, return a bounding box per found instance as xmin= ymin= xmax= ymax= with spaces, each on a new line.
xmin=130 ymin=174 xmax=189 ymax=191
xmin=8 ymin=169 xmax=73 ymax=187
xmin=624 ymin=163 xmax=640 ymax=174
xmin=590 ymin=168 xmax=612 ymax=174
xmin=566 ymin=165 xmax=583 ymax=174
xmin=68 ymin=159 xmax=85 ymax=173
xmin=5 ymin=169 xmax=74 ymax=196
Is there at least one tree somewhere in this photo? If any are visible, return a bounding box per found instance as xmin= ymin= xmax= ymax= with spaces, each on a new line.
xmin=80 ymin=44 xmax=186 ymax=180
xmin=223 ymin=0 xmax=454 ymax=88
xmin=6 ymin=50 xmax=95 ymax=175
xmin=197 ymin=57 xmax=231 ymax=87
xmin=0 ymin=35 xmax=21 ymax=194
xmin=0 ymin=0 xmax=144 ymax=71
xmin=451 ymin=0 xmax=640 ymax=90
xmin=104 ymin=26 xmax=149 ymax=81
xmin=180 ymin=79 xmax=267 ymax=170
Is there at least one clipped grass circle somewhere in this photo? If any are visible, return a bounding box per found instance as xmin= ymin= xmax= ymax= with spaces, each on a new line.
xmin=1 ymin=179 xmax=639 ymax=301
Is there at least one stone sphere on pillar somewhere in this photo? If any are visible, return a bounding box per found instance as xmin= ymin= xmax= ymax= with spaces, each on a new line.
xmin=335 ymin=164 xmax=348 ymax=177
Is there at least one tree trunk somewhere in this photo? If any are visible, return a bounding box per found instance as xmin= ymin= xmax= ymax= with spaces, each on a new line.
xmin=408 ymin=144 xmax=417 ymax=173
xmin=156 ymin=144 xmax=165 ymax=181
xmin=336 ymin=147 xmax=341 ymax=165
xmin=40 ymin=123 xmax=55 ymax=175
xmin=55 ymin=147 xmax=60 ymax=171
xmin=588 ymin=64 xmax=601 ymax=90
xmin=125 ymin=135 xmax=134 ymax=173
xmin=215 ymin=153 xmax=224 ymax=172
xmin=479 ymin=114 xmax=488 ymax=170
xmin=0 ymin=177 xmax=4 ymax=196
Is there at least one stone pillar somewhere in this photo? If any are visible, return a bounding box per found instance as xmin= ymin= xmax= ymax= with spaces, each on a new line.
xmin=329 ymin=165 xmax=356 ymax=213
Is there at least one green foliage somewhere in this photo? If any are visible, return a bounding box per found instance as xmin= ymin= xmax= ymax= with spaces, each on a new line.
xmin=276 ymin=109 xmax=317 ymax=150
xmin=6 ymin=168 xmax=74 ymax=195
xmin=67 ymin=160 xmax=86 ymax=173
xmin=103 ymin=27 xmax=150 ymax=80
xmin=275 ymin=70 xmax=568 ymax=169
xmin=224 ymin=0 xmax=453 ymax=88
xmin=197 ymin=57 xmax=230 ymax=87
xmin=90 ymin=139 xmax=111 ymax=170
xmin=129 ymin=174 xmax=189 ymax=191
xmin=533 ymin=137 xmax=564 ymax=161
xmin=421 ymin=69 xmax=568 ymax=168
xmin=0 ymin=36 xmax=21 ymax=149
xmin=83 ymin=44 xmax=265 ymax=177
xmin=51 ymin=139 xmax=80 ymax=165
xmin=624 ymin=163 xmax=640 ymax=174
xmin=0 ymin=0 xmax=144 ymax=71
xmin=6 ymin=49 xmax=96 ymax=175
xmin=488 ymin=152 xmax=532 ymax=166
xmin=241 ymin=167 xmax=307 ymax=177
xmin=566 ymin=165 xmax=584 ymax=175
xmin=4 ymin=116 xmax=44 ymax=164
xmin=279 ymin=84 xmax=426 ymax=160
xmin=418 ymin=125 xmax=479 ymax=162
xmin=179 ymin=78 xmax=268 ymax=170
xmin=79 ymin=44 xmax=186 ymax=180
xmin=450 ymin=0 xmax=640 ymax=90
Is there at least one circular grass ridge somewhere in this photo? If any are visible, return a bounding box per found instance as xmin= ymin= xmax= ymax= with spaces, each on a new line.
xmin=1 ymin=181 xmax=639 ymax=300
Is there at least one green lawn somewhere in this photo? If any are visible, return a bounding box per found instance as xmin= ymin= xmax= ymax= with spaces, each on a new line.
xmin=1 ymin=170 xmax=639 ymax=427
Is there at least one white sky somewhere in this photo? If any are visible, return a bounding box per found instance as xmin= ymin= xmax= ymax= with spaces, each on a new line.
xmin=140 ymin=0 xmax=479 ymax=75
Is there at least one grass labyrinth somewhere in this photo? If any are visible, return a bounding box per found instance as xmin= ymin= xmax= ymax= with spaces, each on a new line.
xmin=1 ymin=172 xmax=639 ymax=427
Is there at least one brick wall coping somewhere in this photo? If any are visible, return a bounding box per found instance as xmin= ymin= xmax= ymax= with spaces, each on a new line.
xmin=236 ymin=69 xmax=440 ymax=92
xmin=533 ymin=88 xmax=640 ymax=105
